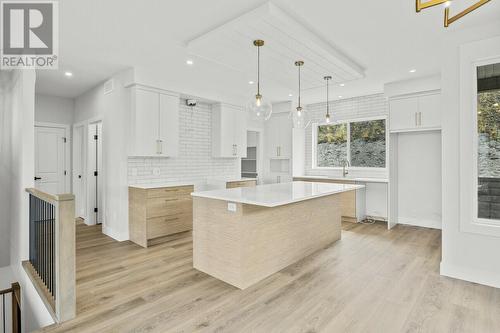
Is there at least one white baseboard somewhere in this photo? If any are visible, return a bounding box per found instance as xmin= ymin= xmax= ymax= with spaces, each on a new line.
xmin=102 ymin=225 xmax=128 ymax=242
xmin=440 ymin=261 xmax=500 ymax=289
xmin=397 ymin=216 xmax=441 ymax=229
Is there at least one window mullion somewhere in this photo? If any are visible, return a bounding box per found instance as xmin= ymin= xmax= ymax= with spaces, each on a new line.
xmin=347 ymin=122 xmax=351 ymax=164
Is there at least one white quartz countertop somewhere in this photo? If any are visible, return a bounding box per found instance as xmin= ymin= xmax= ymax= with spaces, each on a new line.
xmin=129 ymin=181 xmax=198 ymax=189
xmin=191 ymin=181 xmax=365 ymax=207
xmin=129 ymin=177 xmax=257 ymax=190
xmin=295 ymin=175 xmax=389 ymax=184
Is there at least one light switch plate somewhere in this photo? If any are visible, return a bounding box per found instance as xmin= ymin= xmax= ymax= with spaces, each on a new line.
xmin=152 ymin=168 xmax=161 ymax=176
xmin=227 ymin=202 xmax=237 ymax=212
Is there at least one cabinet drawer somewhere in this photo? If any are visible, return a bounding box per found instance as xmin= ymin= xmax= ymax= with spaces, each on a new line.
xmin=226 ymin=180 xmax=257 ymax=189
xmin=147 ymin=186 xmax=193 ymax=199
xmin=146 ymin=197 xmax=192 ymax=218
xmin=147 ymin=213 xmax=192 ymax=239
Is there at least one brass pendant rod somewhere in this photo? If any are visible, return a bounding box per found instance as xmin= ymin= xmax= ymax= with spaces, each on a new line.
xmin=326 ymin=78 xmax=330 ymax=117
xmin=445 ymin=0 xmax=491 ymax=27
xmin=257 ymin=45 xmax=260 ymax=96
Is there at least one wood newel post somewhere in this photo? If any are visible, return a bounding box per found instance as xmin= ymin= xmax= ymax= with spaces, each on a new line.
xmin=55 ymin=194 xmax=76 ymax=321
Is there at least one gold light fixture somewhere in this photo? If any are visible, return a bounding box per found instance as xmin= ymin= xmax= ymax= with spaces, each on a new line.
xmin=247 ymin=39 xmax=272 ymax=121
xmin=292 ymin=60 xmax=310 ymax=129
xmin=324 ymin=76 xmax=332 ymax=123
xmin=416 ymin=0 xmax=491 ymax=27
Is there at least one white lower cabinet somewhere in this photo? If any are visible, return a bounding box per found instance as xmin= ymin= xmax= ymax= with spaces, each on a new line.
xmin=389 ymin=92 xmax=441 ymax=133
xmin=129 ymin=85 xmax=179 ymax=157
xmin=211 ymin=103 xmax=247 ymax=158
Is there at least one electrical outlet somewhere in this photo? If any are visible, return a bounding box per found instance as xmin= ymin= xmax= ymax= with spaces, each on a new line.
xmin=227 ymin=202 xmax=237 ymax=212
xmin=152 ymin=168 xmax=161 ymax=176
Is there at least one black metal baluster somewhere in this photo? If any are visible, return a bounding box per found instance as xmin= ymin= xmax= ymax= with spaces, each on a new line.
xmin=2 ymin=293 xmax=5 ymax=333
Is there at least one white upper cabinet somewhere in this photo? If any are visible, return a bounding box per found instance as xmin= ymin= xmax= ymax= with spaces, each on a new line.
xmin=265 ymin=113 xmax=292 ymax=159
xmin=389 ymin=92 xmax=441 ymax=133
xmin=129 ymin=85 xmax=179 ymax=157
xmin=212 ymin=103 xmax=247 ymax=158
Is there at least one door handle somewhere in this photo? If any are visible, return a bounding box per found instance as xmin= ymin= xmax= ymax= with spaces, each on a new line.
xmin=34 ymin=177 xmax=41 ymax=180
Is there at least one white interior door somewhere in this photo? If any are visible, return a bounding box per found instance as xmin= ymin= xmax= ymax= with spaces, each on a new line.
xmin=35 ymin=126 xmax=66 ymax=194
xmin=96 ymin=122 xmax=103 ymax=224
xmin=73 ymin=125 xmax=86 ymax=218
xmin=87 ymin=122 xmax=103 ymax=225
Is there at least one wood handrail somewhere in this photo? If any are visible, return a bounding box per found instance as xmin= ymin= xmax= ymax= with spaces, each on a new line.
xmin=25 ymin=188 xmax=74 ymax=205
xmin=0 ymin=287 xmax=13 ymax=295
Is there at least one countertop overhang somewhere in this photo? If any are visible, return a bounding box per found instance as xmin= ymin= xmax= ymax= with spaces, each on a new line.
xmin=191 ymin=181 xmax=364 ymax=207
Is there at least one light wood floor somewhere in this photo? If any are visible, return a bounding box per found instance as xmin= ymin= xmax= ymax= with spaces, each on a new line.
xmin=39 ymin=221 xmax=500 ymax=333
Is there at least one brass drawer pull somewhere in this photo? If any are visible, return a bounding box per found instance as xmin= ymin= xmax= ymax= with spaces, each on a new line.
xmin=164 ymin=189 xmax=179 ymax=192
xmin=164 ymin=217 xmax=179 ymax=222
xmin=165 ymin=198 xmax=179 ymax=202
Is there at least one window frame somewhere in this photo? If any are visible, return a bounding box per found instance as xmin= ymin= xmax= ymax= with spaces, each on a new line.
xmin=459 ymin=37 xmax=500 ymax=237
xmin=312 ymin=115 xmax=388 ymax=171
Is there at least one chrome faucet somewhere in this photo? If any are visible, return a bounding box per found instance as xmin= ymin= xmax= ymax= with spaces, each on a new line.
xmin=342 ymin=159 xmax=350 ymax=178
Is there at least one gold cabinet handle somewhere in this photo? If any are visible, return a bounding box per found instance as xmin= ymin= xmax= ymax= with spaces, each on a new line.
xmin=164 ymin=217 xmax=179 ymax=222
xmin=164 ymin=198 xmax=179 ymax=202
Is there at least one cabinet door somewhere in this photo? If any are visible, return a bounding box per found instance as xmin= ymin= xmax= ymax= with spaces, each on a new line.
xmin=233 ymin=108 xmax=247 ymax=158
xmin=159 ymin=93 xmax=179 ymax=156
xmin=133 ymin=89 xmax=160 ymax=156
xmin=265 ymin=116 xmax=280 ymax=158
xmin=418 ymin=94 xmax=441 ymax=129
xmin=221 ymin=107 xmax=236 ymax=157
xmin=278 ymin=115 xmax=292 ymax=158
xmin=389 ymin=98 xmax=418 ymax=132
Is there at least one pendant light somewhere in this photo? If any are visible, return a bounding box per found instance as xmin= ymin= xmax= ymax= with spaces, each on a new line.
xmin=292 ymin=60 xmax=310 ymax=129
xmin=324 ymin=76 xmax=332 ymax=123
xmin=247 ymin=40 xmax=272 ymax=121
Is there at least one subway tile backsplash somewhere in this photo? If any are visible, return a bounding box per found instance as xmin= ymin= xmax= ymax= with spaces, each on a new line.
xmin=128 ymin=101 xmax=239 ymax=185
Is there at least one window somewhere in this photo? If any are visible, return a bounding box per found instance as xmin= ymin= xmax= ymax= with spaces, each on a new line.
xmin=315 ymin=118 xmax=386 ymax=169
xmin=477 ymin=63 xmax=500 ymax=221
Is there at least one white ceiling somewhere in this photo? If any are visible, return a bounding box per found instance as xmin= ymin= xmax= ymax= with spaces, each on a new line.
xmin=35 ymin=0 xmax=500 ymax=105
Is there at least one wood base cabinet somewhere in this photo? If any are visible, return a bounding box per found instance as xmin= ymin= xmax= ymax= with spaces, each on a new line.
xmin=129 ymin=185 xmax=193 ymax=247
xmin=226 ymin=179 xmax=257 ymax=189
xmin=293 ymin=177 xmax=365 ymax=223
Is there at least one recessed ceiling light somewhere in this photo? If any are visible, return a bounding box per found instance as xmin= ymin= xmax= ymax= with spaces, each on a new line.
xmin=338 ymin=95 xmax=343 ymax=98
xmin=64 ymin=71 xmax=73 ymax=77
xmin=339 ymin=83 xmax=345 ymax=87
xmin=186 ymin=59 xmax=194 ymax=65
xmin=288 ymin=93 xmax=293 ymax=97
xmin=409 ymin=69 xmax=417 ymax=73
xmin=248 ymin=81 xmax=254 ymax=85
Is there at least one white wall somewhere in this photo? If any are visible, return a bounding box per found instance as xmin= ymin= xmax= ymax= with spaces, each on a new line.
xmin=0 ymin=71 xmax=13 ymax=267
xmin=1 ymin=70 xmax=54 ymax=332
xmin=74 ymin=84 xmax=104 ymax=124
xmin=440 ymin=22 xmax=500 ymax=288
xmin=397 ymin=130 xmax=442 ymax=229
xmin=35 ymin=94 xmax=75 ymax=125
xmin=128 ymin=101 xmax=239 ymax=186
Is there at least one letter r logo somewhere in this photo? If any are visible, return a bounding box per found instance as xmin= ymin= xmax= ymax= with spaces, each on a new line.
xmin=2 ymin=2 xmax=53 ymax=55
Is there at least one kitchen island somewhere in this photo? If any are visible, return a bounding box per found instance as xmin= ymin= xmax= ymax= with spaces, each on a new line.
xmin=191 ymin=181 xmax=364 ymax=289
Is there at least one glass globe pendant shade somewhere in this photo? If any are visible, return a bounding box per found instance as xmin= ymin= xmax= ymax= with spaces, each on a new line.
xmin=247 ymin=94 xmax=272 ymax=121
xmin=292 ymin=106 xmax=311 ymax=129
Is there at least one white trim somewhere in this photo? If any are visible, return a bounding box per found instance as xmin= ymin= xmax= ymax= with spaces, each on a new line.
xmin=397 ymin=216 xmax=441 ymax=230
xmin=440 ymin=261 xmax=500 ymax=289
xmin=459 ymin=36 xmax=500 ymax=237
xmin=311 ymin=116 xmax=389 ymax=170
xmin=34 ymin=122 xmax=71 ymax=193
